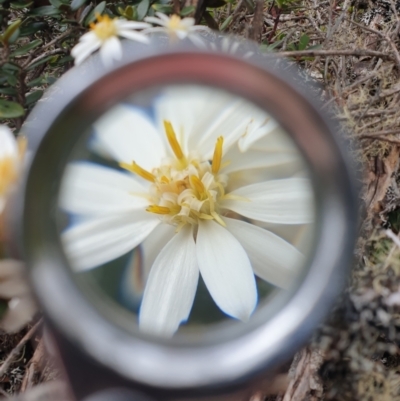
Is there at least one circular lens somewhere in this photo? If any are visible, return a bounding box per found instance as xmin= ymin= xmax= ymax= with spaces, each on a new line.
xmin=56 ymin=83 xmax=316 ymax=340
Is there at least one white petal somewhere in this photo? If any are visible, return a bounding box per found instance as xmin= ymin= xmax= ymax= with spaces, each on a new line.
xmin=144 ymin=16 xmax=167 ymax=26
xmin=140 ymin=223 xmax=176 ymax=278
xmin=100 ymin=36 xmax=122 ymax=67
xmin=155 ymin=12 xmax=170 ymax=22
xmin=62 ymin=211 xmax=159 ymax=271
xmin=118 ymin=30 xmax=150 ymax=43
xmin=154 ymin=86 xmax=210 ymax=154
xmin=190 ymin=100 xmax=253 ymax=159
xmin=139 ymin=225 xmax=199 ymax=336
xmin=180 ymin=18 xmax=195 ymax=27
xmin=249 ymin=127 xmax=297 ymax=153
xmin=196 ymin=220 xmax=257 ymax=321
xmin=121 ymin=223 xmax=175 ymax=304
xmin=221 ymin=178 xmax=314 ymax=224
xmin=72 ymin=38 xmax=101 ymax=65
xmin=115 ymin=20 xmax=151 ymax=30
xmin=1 ymin=296 xmax=37 ymax=333
xmin=222 ymin=146 xmax=299 ymax=174
xmin=0 ymin=260 xmax=29 ymax=298
xmin=59 ymin=162 xmax=149 ymax=215
xmin=224 ymin=218 xmax=303 ymax=288
xmin=94 ymin=104 xmax=166 ymax=170
xmin=0 ymin=125 xmax=18 ymax=159
xmin=239 ymin=115 xmax=279 ymax=152
xmin=175 ymin=29 xmax=188 ymax=39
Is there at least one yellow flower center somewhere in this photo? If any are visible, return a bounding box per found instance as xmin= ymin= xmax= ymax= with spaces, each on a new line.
xmin=90 ymin=13 xmax=117 ymax=41
xmin=121 ymin=122 xmax=228 ymax=230
xmin=0 ymin=136 xmax=25 ymax=197
xmin=167 ymin=15 xmax=186 ymax=32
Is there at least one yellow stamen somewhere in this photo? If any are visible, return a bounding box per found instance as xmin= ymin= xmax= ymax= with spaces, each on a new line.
xmin=164 ymin=121 xmax=184 ymax=160
xmin=160 ymin=175 xmax=170 ymax=184
xmin=0 ymin=157 xmax=16 ymax=195
xmin=212 ymin=136 xmax=224 ymax=174
xmin=189 ymin=175 xmax=205 ymax=195
xmin=146 ymin=205 xmax=171 ymax=214
xmin=120 ymin=161 xmax=155 ymax=183
xmin=211 ymin=211 xmax=226 ymax=227
xmin=90 ymin=13 xmax=117 ymax=41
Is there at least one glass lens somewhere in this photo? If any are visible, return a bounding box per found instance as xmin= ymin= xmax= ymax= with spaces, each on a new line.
xmin=56 ymin=84 xmax=316 ymax=339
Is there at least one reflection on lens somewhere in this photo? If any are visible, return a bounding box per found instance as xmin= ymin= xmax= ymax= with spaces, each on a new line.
xmin=57 ymin=85 xmax=315 ymax=338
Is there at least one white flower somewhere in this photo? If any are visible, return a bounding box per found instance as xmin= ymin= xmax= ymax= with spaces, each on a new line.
xmin=144 ymin=12 xmax=209 ymax=45
xmin=0 ymin=260 xmax=37 ymax=333
xmin=0 ymin=125 xmax=24 ymax=215
xmin=59 ymin=87 xmax=314 ymax=336
xmin=71 ymin=13 xmax=151 ymax=67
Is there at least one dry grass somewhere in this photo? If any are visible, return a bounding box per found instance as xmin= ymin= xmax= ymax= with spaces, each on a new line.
xmin=1 ymin=0 xmax=400 ymax=399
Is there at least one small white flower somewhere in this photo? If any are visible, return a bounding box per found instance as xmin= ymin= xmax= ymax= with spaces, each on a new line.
xmin=144 ymin=12 xmax=209 ymax=44
xmin=0 ymin=260 xmax=37 ymax=333
xmin=0 ymin=125 xmax=24 ymax=215
xmin=71 ymin=13 xmax=151 ymax=67
xmin=60 ymin=87 xmax=314 ymax=336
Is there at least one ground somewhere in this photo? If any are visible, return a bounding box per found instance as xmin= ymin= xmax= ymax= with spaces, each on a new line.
xmin=1 ymin=0 xmax=400 ymax=400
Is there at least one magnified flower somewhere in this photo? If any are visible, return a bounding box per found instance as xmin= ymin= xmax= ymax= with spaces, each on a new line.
xmin=0 ymin=125 xmax=24 ymax=215
xmin=144 ymin=13 xmax=209 ymax=44
xmin=60 ymin=87 xmax=313 ymax=336
xmin=71 ymin=13 xmax=150 ymax=67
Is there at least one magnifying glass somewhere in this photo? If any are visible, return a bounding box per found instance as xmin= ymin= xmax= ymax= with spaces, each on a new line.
xmin=13 ymin=36 xmax=357 ymax=401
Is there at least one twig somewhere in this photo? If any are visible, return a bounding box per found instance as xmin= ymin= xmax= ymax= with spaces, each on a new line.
xmin=24 ymin=49 xmax=66 ymax=69
xmin=0 ymin=320 xmax=42 ymax=379
xmin=273 ymin=49 xmax=391 ymax=59
xmin=20 ymin=340 xmax=45 ymax=392
xmin=249 ymin=0 xmax=264 ymax=42
xmin=42 ymin=28 xmax=78 ymax=50
xmin=336 ymin=12 xmax=400 ymax=71
xmin=359 ymin=129 xmax=400 ymax=138
xmin=361 ymin=136 xmax=400 ymax=145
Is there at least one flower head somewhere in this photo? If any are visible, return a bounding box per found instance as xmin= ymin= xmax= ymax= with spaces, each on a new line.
xmin=0 ymin=260 xmax=37 ymax=333
xmin=71 ymin=13 xmax=150 ymax=67
xmin=0 ymin=125 xmax=24 ymax=215
xmin=144 ymin=12 xmax=209 ymax=43
xmin=60 ymin=87 xmax=314 ymax=336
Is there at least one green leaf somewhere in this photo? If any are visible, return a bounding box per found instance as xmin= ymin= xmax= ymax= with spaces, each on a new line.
xmin=10 ymin=39 xmax=42 ymax=57
xmin=0 ymin=100 xmax=25 ymax=119
xmin=27 ymin=75 xmax=57 ymax=87
xmin=10 ymin=0 xmax=33 ymax=9
xmin=180 ymin=5 xmax=195 ymax=16
xmin=7 ymin=28 xmax=20 ymax=44
xmin=136 ymin=0 xmax=149 ymax=20
xmin=20 ymin=21 xmax=47 ymax=36
xmin=79 ymin=4 xmax=92 ymax=23
xmin=25 ymin=90 xmax=43 ymax=106
xmin=2 ymin=62 xmax=21 ymax=71
xmin=30 ymin=5 xmax=61 ymax=15
xmin=70 ymin=0 xmax=87 ymax=10
xmin=54 ymin=55 xmax=73 ymax=65
xmin=27 ymin=55 xmax=55 ymax=70
xmin=1 ymin=70 xmax=18 ymax=86
xmin=1 ymin=19 xmax=22 ymax=43
xmin=151 ymin=3 xmax=172 ymax=13
xmin=49 ymin=0 xmax=64 ymax=7
xmin=0 ymin=87 xmax=18 ymax=95
xmin=220 ymin=14 xmax=232 ymax=31
xmin=84 ymin=1 xmax=106 ymax=25
xmin=298 ymin=34 xmax=310 ymax=51
xmin=0 ymin=301 xmax=7 ymax=321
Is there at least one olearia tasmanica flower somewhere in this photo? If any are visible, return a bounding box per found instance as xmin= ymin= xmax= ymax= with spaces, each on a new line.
xmin=71 ymin=13 xmax=150 ymax=67
xmin=60 ymin=86 xmax=314 ymax=336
